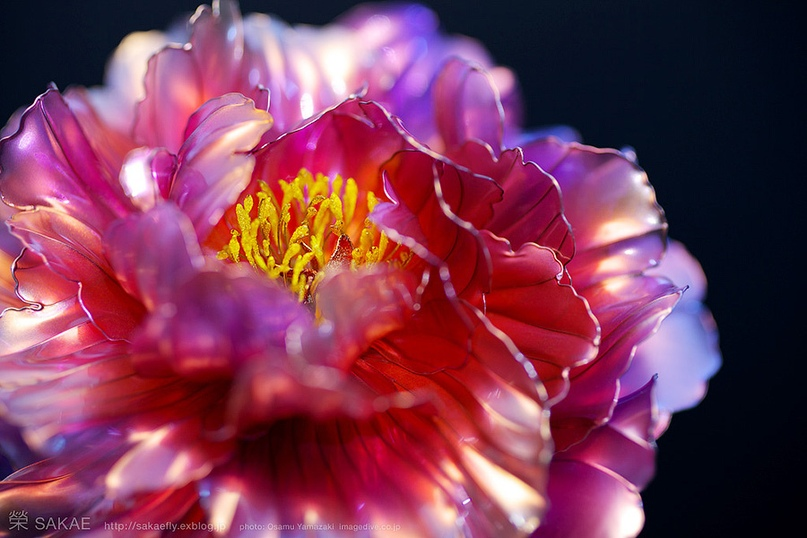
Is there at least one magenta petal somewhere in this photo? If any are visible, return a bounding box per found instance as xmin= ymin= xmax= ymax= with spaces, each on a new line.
xmin=522 ymin=138 xmax=666 ymax=286
xmin=0 ymin=203 xmax=21 ymax=259
xmin=131 ymin=269 xmax=310 ymax=379
xmin=0 ymin=89 xmax=131 ymax=232
xmin=434 ymin=58 xmax=505 ymax=155
xmin=536 ymin=382 xmax=659 ymax=538
xmin=551 ymin=275 xmax=681 ymax=450
xmin=170 ymin=93 xmax=271 ymax=238
xmin=105 ymin=204 xmax=203 ymax=310
xmin=63 ymin=88 xmax=137 ymax=178
xmin=535 ymin=460 xmax=644 ymax=538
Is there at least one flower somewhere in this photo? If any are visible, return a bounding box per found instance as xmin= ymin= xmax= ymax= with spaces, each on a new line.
xmin=0 ymin=1 xmax=720 ymax=536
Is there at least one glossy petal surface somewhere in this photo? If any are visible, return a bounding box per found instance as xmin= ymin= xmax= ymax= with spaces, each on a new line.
xmin=0 ymin=3 xmax=719 ymax=537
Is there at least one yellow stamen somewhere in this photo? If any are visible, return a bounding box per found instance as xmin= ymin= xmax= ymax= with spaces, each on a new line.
xmin=218 ymin=168 xmax=409 ymax=302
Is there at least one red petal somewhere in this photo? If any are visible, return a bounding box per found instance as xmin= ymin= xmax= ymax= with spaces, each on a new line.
xmin=483 ymin=233 xmax=599 ymax=401
xmin=450 ymin=142 xmax=573 ymax=258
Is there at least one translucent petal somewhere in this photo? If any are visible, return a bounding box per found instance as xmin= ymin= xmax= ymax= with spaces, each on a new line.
xmin=522 ymin=138 xmax=666 ymax=286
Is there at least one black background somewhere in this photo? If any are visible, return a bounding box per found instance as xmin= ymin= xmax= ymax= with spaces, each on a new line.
xmin=1 ymin=1 xmax=804 ymax=536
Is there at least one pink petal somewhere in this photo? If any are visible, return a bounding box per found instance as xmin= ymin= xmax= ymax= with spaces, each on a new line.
xmin=522 ymin=138 xmax=666 ymax=286
xmin=134 ymin=3 xmax=269 ymax=153
xmin=0 ymin=89 xmax=131 ymax=232
xmin=117 ymin=147 xmax=177 ymax=212
xmin=134 ymin=45 xmax=205 ymax=152
xmin=106 ymin=418 xmax=232 ymax=498
xmin=170 ymin=93 xmax=272 ymax=238
xmin=433 ymin=58 xmax=505 ymax=155
xmin=13 ymin=249 xmax=77 ymax=306
xmin=84 ymin=30 xmax=171 ymax=135
xmin=105 ymin=204 xmax=203 ymax=311
xmin=551 ymin=275 xmax=681 ymax=450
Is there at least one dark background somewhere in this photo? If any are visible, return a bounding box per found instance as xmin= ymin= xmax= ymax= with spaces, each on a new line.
xmin=1 ymin=1 xmax=803 ymax=536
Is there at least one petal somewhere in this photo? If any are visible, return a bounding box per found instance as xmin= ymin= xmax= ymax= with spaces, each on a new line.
xmin=522 ymin=138 xmax=666 ymax=286
xmin=118 ymin=147 xmax=177 ymax=212
xmin=8 ymin=208 xmax=144 ymax=340
xmin=0 ymin=89 xmax=132 ymax=232
xmin=130 ymin=268 xmax=310 ymax=379
xmin=536 ymin=382 xmax=659 ymax=538
xmin=551 ymin=275 xmax=681 ymax=450
xmin=451 ymin=141 xmax=573 ymax=259
xmin=338 ymin=3 xmax=522 ymax=145
xmin=84 ymin=30 xmax=171 ymax=134
xmin=105 ymin=204 xmax=204 ymax=311
xmin=106 ymin=419 xmax=232 ymax=498
xmin=375 ymin=148 xmax=500 ymax=297
xmin=205 ymin=305 xmax=549 ymax=536
xmin=482 ymin=233 xmax=599 ymax=401
xmin=134 ymin=45 xmax=205 ymax=152
xmin=134 ymin=3 xmax=268 ymax=153
xmin=433 ymin=58 xmax=505 ymax=155
xmin=63 ymin=87 xmax=138 ymax=178
xmin=620 ymin=241 xmax=721 ymax=413
xmin=170 ymin=93 xmax=272 ymax=238
xmin=535 ymin=461 xmax=644 ymax=538
xmin=314 ymin=266 xmax=420 ymax=366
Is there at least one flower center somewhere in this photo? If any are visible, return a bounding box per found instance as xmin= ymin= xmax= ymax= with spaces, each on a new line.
xmin=217 ymin=168 xmax=410 ymax=301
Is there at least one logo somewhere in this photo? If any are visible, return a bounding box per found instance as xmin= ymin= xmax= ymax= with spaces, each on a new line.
xmin=8 ymin=510 xmax=29 ymax=531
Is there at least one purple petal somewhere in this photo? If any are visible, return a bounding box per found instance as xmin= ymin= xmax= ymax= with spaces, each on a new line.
xmin=536 ymin=381 xmax=659 ymax=538
xmin=620 ymin=241 xmax=721 ymax=413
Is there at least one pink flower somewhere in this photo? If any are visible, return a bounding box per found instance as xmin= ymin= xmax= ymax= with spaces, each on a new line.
xmin=0 ymin=2 xmax=719 ymax=536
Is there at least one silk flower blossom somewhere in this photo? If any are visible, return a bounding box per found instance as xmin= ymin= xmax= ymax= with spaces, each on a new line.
xmin=0 ymin=1 xmax=720 ymax=536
